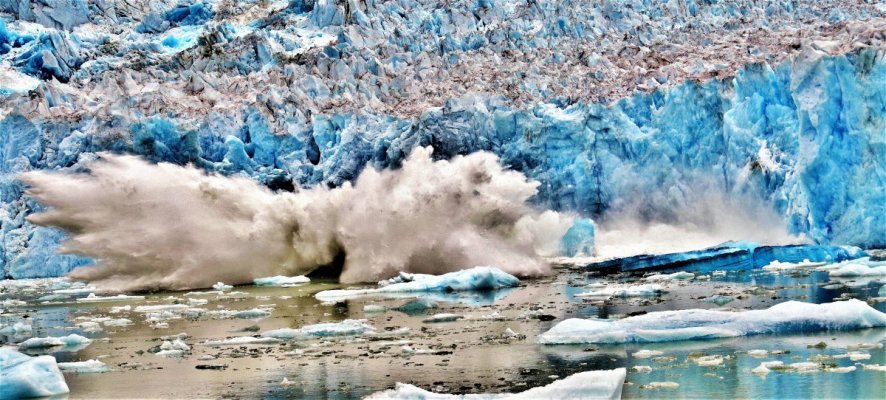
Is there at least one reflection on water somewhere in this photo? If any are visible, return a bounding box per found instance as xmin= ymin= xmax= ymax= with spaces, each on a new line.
xmin=0 ymin=266 xmax=884 ymax=399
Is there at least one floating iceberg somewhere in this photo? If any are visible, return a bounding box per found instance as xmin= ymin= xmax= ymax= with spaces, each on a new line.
xmin=575 ymin=284 xmax=664 ymax=299
xmin=538 ymin=300 xmax=886 ymax=344
xmin=18 ymin=334 xmax=92 ymax=349
xmin=365 ymin=368 xmax=626 ymax=400
xmin=76 ymin=293 xmax=146 ymax=302
xmin=644 ymin=272 xmax=695 ymax=282
xmin=262 ymin=319 xmax=373 ymax=340
xmin=0 ymin=348 xmax=69 ymax=398
xmin=57 ymin=359 xmax=109 ymax=373
xmin=315 ymin=267 xmax=520 ymax=302
xmin=201 ymin=336 xmax=283 ymax=347
xmin=829 ymin=264 xmax=886 ymax=277
xmin=253 ymin=275 xmax=310 ymax=287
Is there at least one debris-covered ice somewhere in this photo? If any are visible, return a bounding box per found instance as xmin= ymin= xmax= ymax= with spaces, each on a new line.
xmin=0 ymin=348 xmax=69 ymax=398
xmin=538 ymin=300 xmax=886 ymax=344
xmin=365 ymin=368 xmax=626 ymax=399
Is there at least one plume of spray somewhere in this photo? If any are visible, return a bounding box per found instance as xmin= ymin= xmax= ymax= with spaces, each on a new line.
xmin=592 ymin=179 xmax=807 ymax=260
xmin=21 ymin=147 xmax=576 ymax=291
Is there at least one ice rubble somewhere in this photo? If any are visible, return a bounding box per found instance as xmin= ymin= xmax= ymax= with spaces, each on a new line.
xmin=0 ymin=348 xmax=69 ymax=398
xmin=365 ymin=368 xmax=626 ymax=400
xmin=314 ymin=267 xmax=520 ymax=302
xmin=57 ymin=359 xmax=110 ymax=373
xmin=0 ymin=0 xmax=884 ymax=280
xmin=538 ymin=299 xmax=886 ymax=344
xmin=253 ymin=275 xmax=310 ymax=286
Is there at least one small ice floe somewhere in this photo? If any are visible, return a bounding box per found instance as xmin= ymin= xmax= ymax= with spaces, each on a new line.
xmin=825 ymin=366 xmax=856 ymax=373
xmin=640 ymin=381 xmax=679 ymax=389
xmin=201 ymin=336 xmax=283 ymax=346
xmin=263 ymin=320 xmax=374 ymax=341
xmin=212 ymin=282 xmax=233 ymax=291
xmin=396 ymin=299 xmax=438 ymax=314
xmin=704 ymin=295 xmax=735 ymax=306
xmin=632 ymin=350 xmax=663 ymax=359
xmin=538 ymin=300 xmax=886 ymax=344
xmin=753 ymin=361 xmax=822 ymax=374
xmin=503 ymin=328 xmax=520 ymax=339
xmin=747 ymin=349 xmax=769 ymax=358
xmin=156 ymin=338 xmax=191 ymax=357
xmin=632 ymin=365 xmax=653 ymax=373
xmin=76 ymin=293 xmax=145 ymax=303
xmin=422 ymin=313 xmax=464 ymax=323
xmin=188 ymin=298 xmax=208 ymax=306
xmin=834 ymin=351 xmax=871 ymax=361
xmin=18 ymin=334 xmax=92 ymax=350
xmin=575 ymin=284 xmax=664 ymax=299
xmin=861 ymin=364 xmax=886 ymax=371
xmin=0 ymin=348 xmax=69 ymax=397
xmin=364 ymin=368 xmax=626 ymax=399
xmin=57 ymin=359 xmax=110 ymax=373
xmin=643 ymin=272 xmax=694 ymax=282
xmin=231 ymin=308 xmax=272 ymax=319
xmin=280 ymin=377 xmax=293 ymax=387
xmin=253 ymin=275 xmax=310 ymax=287
xmin=690 ymin=355 xmax=725 ymax=367
xmin=763 ymin=260 xmax=826 ymax=272
xmin=314 ymin=267 xmax=519 ymax=302
xmin=110 ymin=305 xmax=131 ymax=313
xmin=363 ymin=304 xmax=387 ymax=313
xmin=76 ymin=321 xmax=103 ymax=333
xmin=847 ymin=342 xmax=884 ymax=350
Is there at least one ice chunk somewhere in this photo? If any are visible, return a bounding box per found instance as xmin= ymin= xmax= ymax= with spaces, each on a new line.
xmin=0 ymin=348 xmax=69 ymax=397
xmin=315 ymin=267 xmax=519 ymax=302
xmin=575 ymin=284 xmax=663 ymax=299
xmin=18 ymin=334 xmax=92 ymax=349
xmin=763 ymin=259 xmax=826 ymax=271
xmin=641 ymin=382 xmax=680 ymax=389
xmin=643 ymin=272 xmax=695 ymax=281
xmin=212 ymin=282 xmax=234 ymax=291
xmin=57 ymin=359 xmax=110 ymax=373
xmin=365 ymin=368 xmax=626 ymax=399
xmin=363 ymin=304 xmax=387 ymax=313
xmin=76 ymin=293 xmax=146 ymax=302
xmin=538 ymin=300 xmax=886 ymax=344
xmin=201 ymin=336 xmax=283 ymax=346
xmin=253 ymin=275 xmax=310 ymax=287
xmin=263 ymin=319 xmax=374 ymax=340
xmin=422 ymin=313 xmax=464 ymax=323
xmin=633 ymin=350 xmax=663 ymax=358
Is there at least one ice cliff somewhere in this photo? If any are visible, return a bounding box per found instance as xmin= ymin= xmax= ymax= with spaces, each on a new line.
xmin=1 ymin=0 xmax=884 ymax=279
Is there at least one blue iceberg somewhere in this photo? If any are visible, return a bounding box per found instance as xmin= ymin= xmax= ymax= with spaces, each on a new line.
xmin=0 ymin=348 xmax=69 ymax=398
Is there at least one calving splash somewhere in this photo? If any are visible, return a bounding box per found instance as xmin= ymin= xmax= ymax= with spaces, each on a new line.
xmin=22 ymin=147 xmax=588 ymax=291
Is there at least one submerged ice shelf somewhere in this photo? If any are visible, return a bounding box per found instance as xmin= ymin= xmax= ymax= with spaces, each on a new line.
xmin=538 ymin=299 xmax=886 ymax=345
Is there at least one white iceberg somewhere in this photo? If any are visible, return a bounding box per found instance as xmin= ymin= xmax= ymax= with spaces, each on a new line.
xmin=254 ymin=275 xmax=310 ymax=287
xmin=763 ymin=259 xmax=827 ymax=271
xmin=365 ymin=368 xmax=626 ymax=399
xmin=575 ymin=284 xmax=664 ymax=299
xmin=538 ymin=300 xmax=886 ymax=344
xmin=57 ymin=359 xmax=110 ymax=373
xmin=829 ymin=263 xmax=886 ymax=277
xmin=263 ymin=319 xmax=374 ymax=340
xmin=315 ymin=267 xmax=519 ymax=302
xmin=643 ymin=272 xmax=695 ymax=281
xmin=76 ymin=293 xmax=146 ymax=302
xmin=0 ymin=348 xmax=69 ymax=398
xmin=18 ymin=334 xmax=92 ymax=349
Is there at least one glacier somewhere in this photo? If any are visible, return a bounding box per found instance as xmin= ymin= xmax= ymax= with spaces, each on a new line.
xmin=0 ymin=0 xmax=884 ymax=280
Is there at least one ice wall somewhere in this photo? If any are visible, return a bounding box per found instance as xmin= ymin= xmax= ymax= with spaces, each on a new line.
xmin=1 ymin=1 xmax=884 ymax=279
